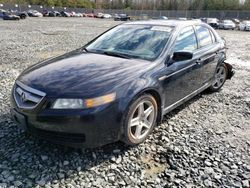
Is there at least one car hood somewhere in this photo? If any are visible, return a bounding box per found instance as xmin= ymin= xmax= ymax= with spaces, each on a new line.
xmin=18 ymin=50 xmax=152 ymax=98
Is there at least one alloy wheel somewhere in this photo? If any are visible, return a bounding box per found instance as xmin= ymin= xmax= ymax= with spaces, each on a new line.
xmin=212 ymin=66 xmax=227 ymax=89
xmin=128 ymin=100 xmax=156 ymax=140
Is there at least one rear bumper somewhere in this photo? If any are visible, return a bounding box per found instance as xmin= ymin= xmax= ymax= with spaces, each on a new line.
xmin=10 ymin=96 xmax=122 ymax=148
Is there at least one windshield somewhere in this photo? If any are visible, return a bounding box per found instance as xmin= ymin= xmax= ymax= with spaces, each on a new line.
xmin=86 ymin=25 xmax=172 ymax=61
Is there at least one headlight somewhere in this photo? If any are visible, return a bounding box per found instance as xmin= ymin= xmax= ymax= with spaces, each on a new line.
xmin=51 ymin=92 xmax=116 ymax=109
xmin=52 ymin=99 xmax=84 ymax=109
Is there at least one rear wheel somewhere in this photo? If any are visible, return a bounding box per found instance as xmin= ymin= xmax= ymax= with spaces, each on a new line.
xmin=209 ymin=63 xmax=227 ymax=92
xmin=123 ymin=94 xmax=158 ymax=146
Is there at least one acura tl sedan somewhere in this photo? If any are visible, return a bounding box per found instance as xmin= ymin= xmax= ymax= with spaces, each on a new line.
xmin=11 ymin=20 xmax=234 ymax=148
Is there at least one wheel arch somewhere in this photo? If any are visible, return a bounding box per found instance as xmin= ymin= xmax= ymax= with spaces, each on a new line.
xmin=142 ymin=89 xmax=163 ymax=124
xmin=119 ymin=87 xmax=163 ymax=141
xmin=123 ymin=87 xmax=163 ymax=126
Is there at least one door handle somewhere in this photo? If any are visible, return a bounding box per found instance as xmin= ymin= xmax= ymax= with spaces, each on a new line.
xmin=196 ymin=59 xmax=202 ymax=65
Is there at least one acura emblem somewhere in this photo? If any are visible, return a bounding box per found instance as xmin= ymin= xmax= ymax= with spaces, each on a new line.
xmin=21 ymin=92 xmax=27 ymax=102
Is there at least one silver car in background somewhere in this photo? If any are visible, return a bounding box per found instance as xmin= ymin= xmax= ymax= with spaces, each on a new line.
xmin=219 ymin=20 xmax=236 ymax=30
xmin=239 ymin=20 xmax=250 ymax=31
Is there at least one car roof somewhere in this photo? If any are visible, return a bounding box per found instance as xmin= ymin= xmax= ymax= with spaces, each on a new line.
xmin=124 ymin=19 xmax=202 ymax=27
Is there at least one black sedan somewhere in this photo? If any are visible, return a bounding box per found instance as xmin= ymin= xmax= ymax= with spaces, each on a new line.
xmin=2 ymin=11 xmax=20 ymax=20
xmin=114 ymin=13 xmax=130 ymax=21
xmin=11 ymin=20 xmax=234 ymax=148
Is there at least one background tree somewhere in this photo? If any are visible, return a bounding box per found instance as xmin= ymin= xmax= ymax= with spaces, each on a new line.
xmin=244 ymin=0 xmax=250 ymax=10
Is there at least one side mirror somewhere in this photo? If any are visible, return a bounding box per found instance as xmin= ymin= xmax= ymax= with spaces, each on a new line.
xmin=172 ymin=51 xmax=193 ymax=62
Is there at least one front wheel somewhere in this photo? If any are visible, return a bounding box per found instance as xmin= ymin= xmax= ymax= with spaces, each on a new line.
xmin=209 ymin=63 xmax=227 ymax=92
xmin=122 ymin=94 xmax=158 ymax=146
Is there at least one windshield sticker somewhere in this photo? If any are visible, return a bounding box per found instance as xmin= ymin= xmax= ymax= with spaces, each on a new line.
xmin=151 ymin=26 xmax=172 ymax=32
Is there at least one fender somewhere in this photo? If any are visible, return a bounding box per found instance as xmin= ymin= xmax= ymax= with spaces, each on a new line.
xmin=117 ymin=78 xmax=164 ymax=113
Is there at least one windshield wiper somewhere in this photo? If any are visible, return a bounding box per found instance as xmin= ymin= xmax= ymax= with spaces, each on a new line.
xmin=103 ymin=51 xmax=131 ymax=59
xmin=82 ymin=47 xmax=89 ymax=52
xmin=82 ymin=48 xmax=133 ymax=59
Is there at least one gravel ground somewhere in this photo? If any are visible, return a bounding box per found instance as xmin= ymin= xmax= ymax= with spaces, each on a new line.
xmin=0 ymin=18 xmax=249 ymax=188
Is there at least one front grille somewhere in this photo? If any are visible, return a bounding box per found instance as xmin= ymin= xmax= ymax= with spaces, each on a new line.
xmin=14 ymin=81 xmax=46 ymax=109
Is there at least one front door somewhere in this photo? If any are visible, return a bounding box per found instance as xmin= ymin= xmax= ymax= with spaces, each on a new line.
xmin=161 ymin=26 xmax=204 ymax=109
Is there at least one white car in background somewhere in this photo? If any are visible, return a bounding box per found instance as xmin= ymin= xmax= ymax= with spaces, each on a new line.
xmin=206 ymin=18 xmax=219 ymax=29
xmin=28 ymin=10 xmax=43 ymax=17
xmin=96 ymin=13 xmax=104 ymax=18
xmin=239 ymin=20 xmax=250 ymax=31
xmin=75 ymin=13 xmax=83 ymax=17
xmin=103 ymin=14 xmax=112 ymax=19
xmin=219 ymin=20 xmax=236 ymax=30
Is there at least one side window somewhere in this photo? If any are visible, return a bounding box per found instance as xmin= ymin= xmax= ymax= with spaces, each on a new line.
xmin=196 ymin=26 xmax=213 ymax=47
xmin=174 ymin=26 xmax=198 ymax=52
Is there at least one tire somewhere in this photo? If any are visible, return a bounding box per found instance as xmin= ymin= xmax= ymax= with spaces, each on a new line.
xmin=209 ymin=63 xmax=228 ymax=92
xmin=122 ymin=94 xmax=158 ymax=146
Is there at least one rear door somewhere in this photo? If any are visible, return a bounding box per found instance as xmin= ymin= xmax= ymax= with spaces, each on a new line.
xmin=195 ymin=26 xmax=221 ymax=85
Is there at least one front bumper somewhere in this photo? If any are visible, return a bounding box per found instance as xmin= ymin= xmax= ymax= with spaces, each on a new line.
xmin=10 ymin=94 xmax=122 ymax=148
xmin=223 ymin=25 xmax=235 ymax=29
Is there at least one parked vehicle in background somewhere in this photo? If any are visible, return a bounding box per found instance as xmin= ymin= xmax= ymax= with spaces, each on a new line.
xmin=159 ymin=16 xmax=168 ymax=20
xmin=84 ymin=13 xmax=94 ymax=18
xmin=17 ymin=11 xmax=28 ymax=19
xmin=232 ymin=18 xmax=240 ymax=24
xmin=1 ymin=9 xmax=20 ymax=20
xmin=0 ymin=9 xmax=5 ymax=18
xmin=70 ymin=11 xmax=76 ymax=17
xmin=95 ymin=12 xmax=104 ymax=18
xmin=219 ymin=20 xmax=236 ymax=30
xmin=53 ymin=11 xmax=61 ymax=17
xmin=206 ymin=18 xmax=219 ymax=29
xmin=239 ymin=20 xmax=250 ymax=31
xmin=232 ymin=18 xmax=240 ymax=29
xmin=114 ymin=14 xmax=130 ymax=21
xmin=9 ymin=10 xmax=28 ymax=19
xmin=28 ymin=10 xmax=43 ymax=17
xmin=103 ymin=14 xmax=112 ymax=19
xmin=152 ymin=16 xmax=168 ymax=20
xmin=60 ymin=11 xmax=70 ymax=17
xmin=75 ymin=13 xmax=83 ymax=17
xmin=43 ymin=10 xmax=55 ymax=17
xmin=178 ymin=17 xmax=187 ymax=20
xmin=2 ymin=11 xmax=20 ymax=20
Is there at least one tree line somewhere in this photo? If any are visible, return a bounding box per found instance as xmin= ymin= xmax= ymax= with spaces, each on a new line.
xmin=107 ymin=0 xmax=250 ymax=11
xmin=1 ymin=0 xmax=250 ymax=10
